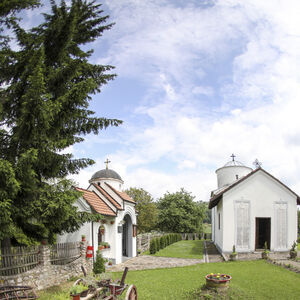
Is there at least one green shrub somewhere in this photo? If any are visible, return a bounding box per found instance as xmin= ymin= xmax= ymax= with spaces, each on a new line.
xmin=155 ymin=238 xmax=160 ymax=251
xmin=93 ymin=250 xmax=105 ymax=274
xmin=160 ymin=237 xmax=165 ymax=249
xmin=166 ymin=235 xmax=170 ymax=246
xmin=150 ymin=239 xmax=157 ymax=254
xmin=192 ymin=234 xmax=195 ymax=240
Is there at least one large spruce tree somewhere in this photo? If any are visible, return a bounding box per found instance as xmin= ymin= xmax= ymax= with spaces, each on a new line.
xmin=0 ymin=0 xmax=121 ymax=245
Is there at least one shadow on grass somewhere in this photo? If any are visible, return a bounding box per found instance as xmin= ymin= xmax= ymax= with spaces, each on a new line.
xmin=190 ymin=240 xmax=204 ymax=256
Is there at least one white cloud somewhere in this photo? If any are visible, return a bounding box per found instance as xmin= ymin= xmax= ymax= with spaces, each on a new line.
xmin=72 ymin=0 xmax=300 ymax=201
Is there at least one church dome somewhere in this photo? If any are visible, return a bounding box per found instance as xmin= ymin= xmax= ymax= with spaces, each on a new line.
xmin=216 ymin=155 xmax=252 ymax=188
xmin=91 ymin=169 xmax=122 ymax=181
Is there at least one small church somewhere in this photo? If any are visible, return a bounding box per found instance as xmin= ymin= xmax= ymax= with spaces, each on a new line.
xmin=58 ymin=160 xmax=137 ymax=264
xmin=210 ymin=155 xmax=299 ymax=255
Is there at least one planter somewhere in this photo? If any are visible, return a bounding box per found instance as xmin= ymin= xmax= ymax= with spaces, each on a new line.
xmin=99 ymin=246 xmax=104 ymax=250
xmin=262 ymin=252 xmax=269 ymax=259
xmin=205 ymin=274 xmax=232 ymax=290
xmin=101 ymin=219 xmax=107 ymax=224
xmin=71 ymin=294 xmax=80 ymax=300
xmin=229 ymin=253 xmax=237 ymax=261
xmin=290 ymin=250 xmax=297 ymax=259
xmin=110 ymin=221 xmax=115 ymax=225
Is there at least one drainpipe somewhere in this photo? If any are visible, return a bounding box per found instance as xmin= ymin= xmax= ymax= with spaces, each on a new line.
xmin=91 ymin=221 xmax=94 ymax=266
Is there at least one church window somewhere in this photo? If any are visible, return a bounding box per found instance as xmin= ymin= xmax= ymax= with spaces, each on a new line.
xmin=218 ymin=213 xmax=220 ymax=230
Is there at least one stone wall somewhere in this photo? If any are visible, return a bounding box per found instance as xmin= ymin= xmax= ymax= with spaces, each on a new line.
xmin=0 ymin=241 xmax=92 ymax=290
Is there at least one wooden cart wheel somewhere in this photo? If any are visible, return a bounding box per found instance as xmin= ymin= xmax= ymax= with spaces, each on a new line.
xmin=125 ymin=285 xmax=137 ymax=300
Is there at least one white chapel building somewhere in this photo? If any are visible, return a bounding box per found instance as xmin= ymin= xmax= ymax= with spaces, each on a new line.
xmin=210 ymin=156 xmax=299 ymax=255
xmin=58 ymin=162 xmax=137 ymax=264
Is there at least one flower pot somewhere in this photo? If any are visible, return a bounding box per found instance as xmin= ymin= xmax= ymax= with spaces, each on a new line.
xmin=81 ymin=236 xmax=86 ymax=242
xmin=205 ymin=274 xmax=232 ymax=290
xmin=110 ymin=221 xmax=115 ymax=225
xmin=290 ymin=250 xmax=297 ymax=259
xmin=101 ymin=219 xmax=107 ymax=224
xmin=229 ymin=254 xmax=237 ymax=261
xmin=71 ymin=294 xmax=80 ymax=300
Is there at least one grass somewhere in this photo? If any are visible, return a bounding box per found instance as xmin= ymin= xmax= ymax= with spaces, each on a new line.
xmin=144 ymin=240 xmax=204 ymax=259
xmin=38 ymin=280 xmax=74 ymax=300
xmin=112 ymin=260 xmax=300 ymax=300
xmin=38 ymin=260 xmax=300 ymax=299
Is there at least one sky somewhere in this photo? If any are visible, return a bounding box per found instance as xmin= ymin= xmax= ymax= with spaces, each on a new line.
xmin=20 ymin=0 xmax=300 ymax=201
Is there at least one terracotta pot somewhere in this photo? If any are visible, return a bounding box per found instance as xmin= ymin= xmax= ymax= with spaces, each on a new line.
xmin=110 ymin=221 xmax=115 ymax=224
xmin=81 ymin=236 xmax=86 ymax=242
xmin=99 ymin=246 xmax=104 ymax=250
xmin=205 ymin=274 xmax=232 ymax=290
xmin=71 ymin=294 xmax=80 ymax=300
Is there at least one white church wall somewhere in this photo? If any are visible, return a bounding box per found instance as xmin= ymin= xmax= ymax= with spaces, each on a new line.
xmin=57 ymin=198 xmax=92 ymax=244
xmin=221 ymin=171 xmax=297 ymax=253
xmin=214 ymin=201 xmax=223 ymax=251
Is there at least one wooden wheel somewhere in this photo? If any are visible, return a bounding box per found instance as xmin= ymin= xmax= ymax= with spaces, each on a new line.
xmin=125 ymin=285 xmax=137 ymax=300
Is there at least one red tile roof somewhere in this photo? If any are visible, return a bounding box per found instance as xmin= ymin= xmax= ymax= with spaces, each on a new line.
xmin=92 ymin=184 xmax=122 ymax=210
xmin=75 ymin=187 xmax=116 ymax=216
xmin=105 ymin=183 xmax=135 ymax=204
xmin=209 ymin=168 xmax=300 ymax=209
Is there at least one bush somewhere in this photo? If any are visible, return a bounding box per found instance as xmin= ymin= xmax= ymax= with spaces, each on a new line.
xmin=93 ymin=250 xmax=105 ymax=274
xmin=155 ymin=238 xmax=160 ymax=252
xmin=150 ymin=239 xmax=157 ymax=254
xmin=166 ymin=235 xmax=170 ymax=246
xmin=192 ymin=234 xmax=195 ymax=240
xmin=160 ymin=236 xmax=165 ymax=249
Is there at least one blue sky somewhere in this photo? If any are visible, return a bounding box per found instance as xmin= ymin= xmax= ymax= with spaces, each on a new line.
xmin=21 ymin=0 xmax=300 ymax=201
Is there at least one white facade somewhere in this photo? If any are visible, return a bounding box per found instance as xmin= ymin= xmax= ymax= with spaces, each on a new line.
xmin=210 ymin=159 xmax=299 ymax=254
xmin=58 ymin=168 xmax=137 ymax=264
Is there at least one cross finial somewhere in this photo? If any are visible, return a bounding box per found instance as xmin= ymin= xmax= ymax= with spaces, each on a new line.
xmin=230 ymin=154 xmax=236 ymax=161
xmin=104 ymin=158 xmax=111 ymax=169
xmin=253 ymin=159 xmax=262 ymax=169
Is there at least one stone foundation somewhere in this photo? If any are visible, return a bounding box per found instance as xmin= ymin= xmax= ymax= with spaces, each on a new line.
xmin=0 ymin=242 xmax=92 ymax=290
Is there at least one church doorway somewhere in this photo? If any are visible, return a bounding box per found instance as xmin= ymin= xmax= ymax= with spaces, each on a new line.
xmin=255 ymin=218 xmax=271 ymax=249
xmin=122 ymin=214 xmax=133 ymax=257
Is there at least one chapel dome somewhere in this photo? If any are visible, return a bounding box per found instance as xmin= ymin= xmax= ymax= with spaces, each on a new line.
xmin=91 ymin=168 xmax=122 ymax=181
xmin=216 ymin=155 xmax=252 ymax=189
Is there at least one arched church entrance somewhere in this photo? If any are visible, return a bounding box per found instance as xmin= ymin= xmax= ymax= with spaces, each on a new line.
xmin=122 ymin=214 xmax=133 ymax=257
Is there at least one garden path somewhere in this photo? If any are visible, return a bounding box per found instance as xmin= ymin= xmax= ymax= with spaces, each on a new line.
xmin=108 ymin=255 xmax=204 ymax=272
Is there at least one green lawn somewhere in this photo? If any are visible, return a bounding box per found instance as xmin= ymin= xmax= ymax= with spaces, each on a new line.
xmin=112 ymin=260 xmax=300 ymax=300
xmin=38 ymin=260 xmax=300 ymax=299
xmin=144 ymin=240 xmax=203 ymax=259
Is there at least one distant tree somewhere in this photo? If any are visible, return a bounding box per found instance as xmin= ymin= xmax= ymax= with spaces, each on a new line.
xmin=93 ymin=250 xmax=105 ymax=274
xmin=157 ymin=188 xmax=205 ymax=233
xmin=125 ymin=187 xmax=158 ymax=233
xmin=199 ymin=201 xmax=211 ymax=224
xmin=0 ymin=0 xmax=121 ymax=245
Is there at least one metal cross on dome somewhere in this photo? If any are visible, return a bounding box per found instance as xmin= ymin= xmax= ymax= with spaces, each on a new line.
xmin=253 ymin=159 xmax=262 ymax=169
xmin=104 ymin=158 xmax=111 ymax=169
xmin=230 ymin=154 xmax=236 ymax=161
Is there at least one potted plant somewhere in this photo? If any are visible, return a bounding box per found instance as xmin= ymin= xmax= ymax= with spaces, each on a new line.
xmin=108 ymin=259 xmax=113 ymax=266
xmin=81 ymin=234 xmax=86 ymax=242
xmin=70 ymin=283 xmax=88 ymax=300
xmin=110 ymin=220 xmax=115 ymax=225
xmin=229 ymin=245 xmax=237 ymax=261
xmin=101 ymin=219 xmax=107 ymax=224
xmin=99 ymin=242 xmax=105 ymax=250
xmin=290 ymin=241 xmax=297 ymax=259
xmin=104 ymin=242 xmax=110 ymax=249
xmin=205 ymin=273 xmax=232 ymax=290
xmin=262 ymin=241 xmax=269 ymax=259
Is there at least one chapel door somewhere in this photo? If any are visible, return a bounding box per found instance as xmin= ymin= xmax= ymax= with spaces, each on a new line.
xmin=255 ymin=218 xmax=271 ymax=249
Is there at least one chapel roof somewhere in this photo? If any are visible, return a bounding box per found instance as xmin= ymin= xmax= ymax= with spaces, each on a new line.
xmin=75 ymin=187 xmax=116 ymax=216
xmin=92 ymin=183 xmax=123 ymax=210
xmin=90 ymin=168 xmax=123 ymax=182
xmin=105 ymin=182 xmax=135 ymax=204
xmin=209 ymin=167 xmax=300 ymax=209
